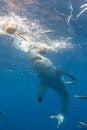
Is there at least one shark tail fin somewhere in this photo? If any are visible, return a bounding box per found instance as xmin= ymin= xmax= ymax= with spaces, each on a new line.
xmin=48 ymin=114 xmax=64 ymax=128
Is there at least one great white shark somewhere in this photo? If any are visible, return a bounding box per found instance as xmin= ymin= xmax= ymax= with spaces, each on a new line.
xmin=28 ymin=48 xmax=75 ymax=128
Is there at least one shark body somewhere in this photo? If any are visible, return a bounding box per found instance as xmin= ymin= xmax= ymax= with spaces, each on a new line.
xmin=28 ymin=49 xmax=75 ymax=127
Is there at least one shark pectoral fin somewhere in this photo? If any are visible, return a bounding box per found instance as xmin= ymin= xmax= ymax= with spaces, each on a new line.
xmin=63 ymin=71 xmax=75 ymax=80
xmin=56 ymin=69 xmax=75 ymax=80
xmin=38 ymin=80 xmax=48 ymax=102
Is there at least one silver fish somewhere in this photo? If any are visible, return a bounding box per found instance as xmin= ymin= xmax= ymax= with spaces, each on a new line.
xmin=78 ymin=121 xmax=87 ymax=127
xmin=74 ymin=95 xmax=87 ymax=99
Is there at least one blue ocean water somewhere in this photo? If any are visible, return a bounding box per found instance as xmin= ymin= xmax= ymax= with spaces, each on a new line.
xmin=0 ymin=0 xmax=87 ymax=130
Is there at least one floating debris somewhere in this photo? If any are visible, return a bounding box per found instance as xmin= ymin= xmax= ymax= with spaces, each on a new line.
xmin=16 ymin=32 xmax=28 ymax=41
xmin=74 ymin=95 xmax=87 ymax=99
xmin=4 ymin=23 xmax=16 ymax=34
xmin=4 ymin=22 xmax=29 ymax=42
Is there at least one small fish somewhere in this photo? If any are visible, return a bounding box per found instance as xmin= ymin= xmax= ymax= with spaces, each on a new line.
xmin=65 ymin=81 xmax=76 ymax=85
xmin=67 ymin=15 xmax=72 ymax=25
xmin=1 ymin=119 xmax=8 ymax=124
xmin=80 ymin=4 xmax=87 ymax=9
xmin=76 ymin=125 xmax=86 ymax=130
xmin=71 ymin=106 xmax=80 ymax=109
xmin=78 ymin=121 xmax=87 ymax=127
xmin=74 ymin=95 xmax=87 ymax=99
xmin=70 ymin=56 xmax=76 ymax=60
xmin=40 ymin=30 xmax=54 ymax=34
xmin=56 ymin=12 xmax=66 ymax=17
xmin=77 ymin=8 xmax=87 ymax=18
xmin=0 ymin=112 xmax=5 ymax=115
xmin=16 ymin=32 xmax=28 ymax=41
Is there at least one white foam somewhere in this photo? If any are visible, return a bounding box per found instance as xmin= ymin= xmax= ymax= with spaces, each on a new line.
xmin=14 ymin=38 xmax=74 ymax=53
xmin=0 ymin=13 xmax=74 ymax=53
xmin=0 ymin=13 xmax=30 ymax=34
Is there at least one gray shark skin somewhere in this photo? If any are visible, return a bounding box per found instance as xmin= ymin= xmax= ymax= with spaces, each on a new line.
xmin=28 ymin=49 xmax=75 ymax=128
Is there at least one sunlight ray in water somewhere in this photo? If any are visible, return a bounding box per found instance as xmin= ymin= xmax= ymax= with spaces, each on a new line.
xmin=0 ymin=12 xmax=74 ymax=53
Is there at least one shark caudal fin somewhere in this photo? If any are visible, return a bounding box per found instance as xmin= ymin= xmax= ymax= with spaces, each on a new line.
xmin=48 ymin=114 xmax=64 ymax=128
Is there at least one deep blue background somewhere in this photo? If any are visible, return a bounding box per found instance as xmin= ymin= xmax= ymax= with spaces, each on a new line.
xmin=0 ymin=0 xmax=87 ymax=130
